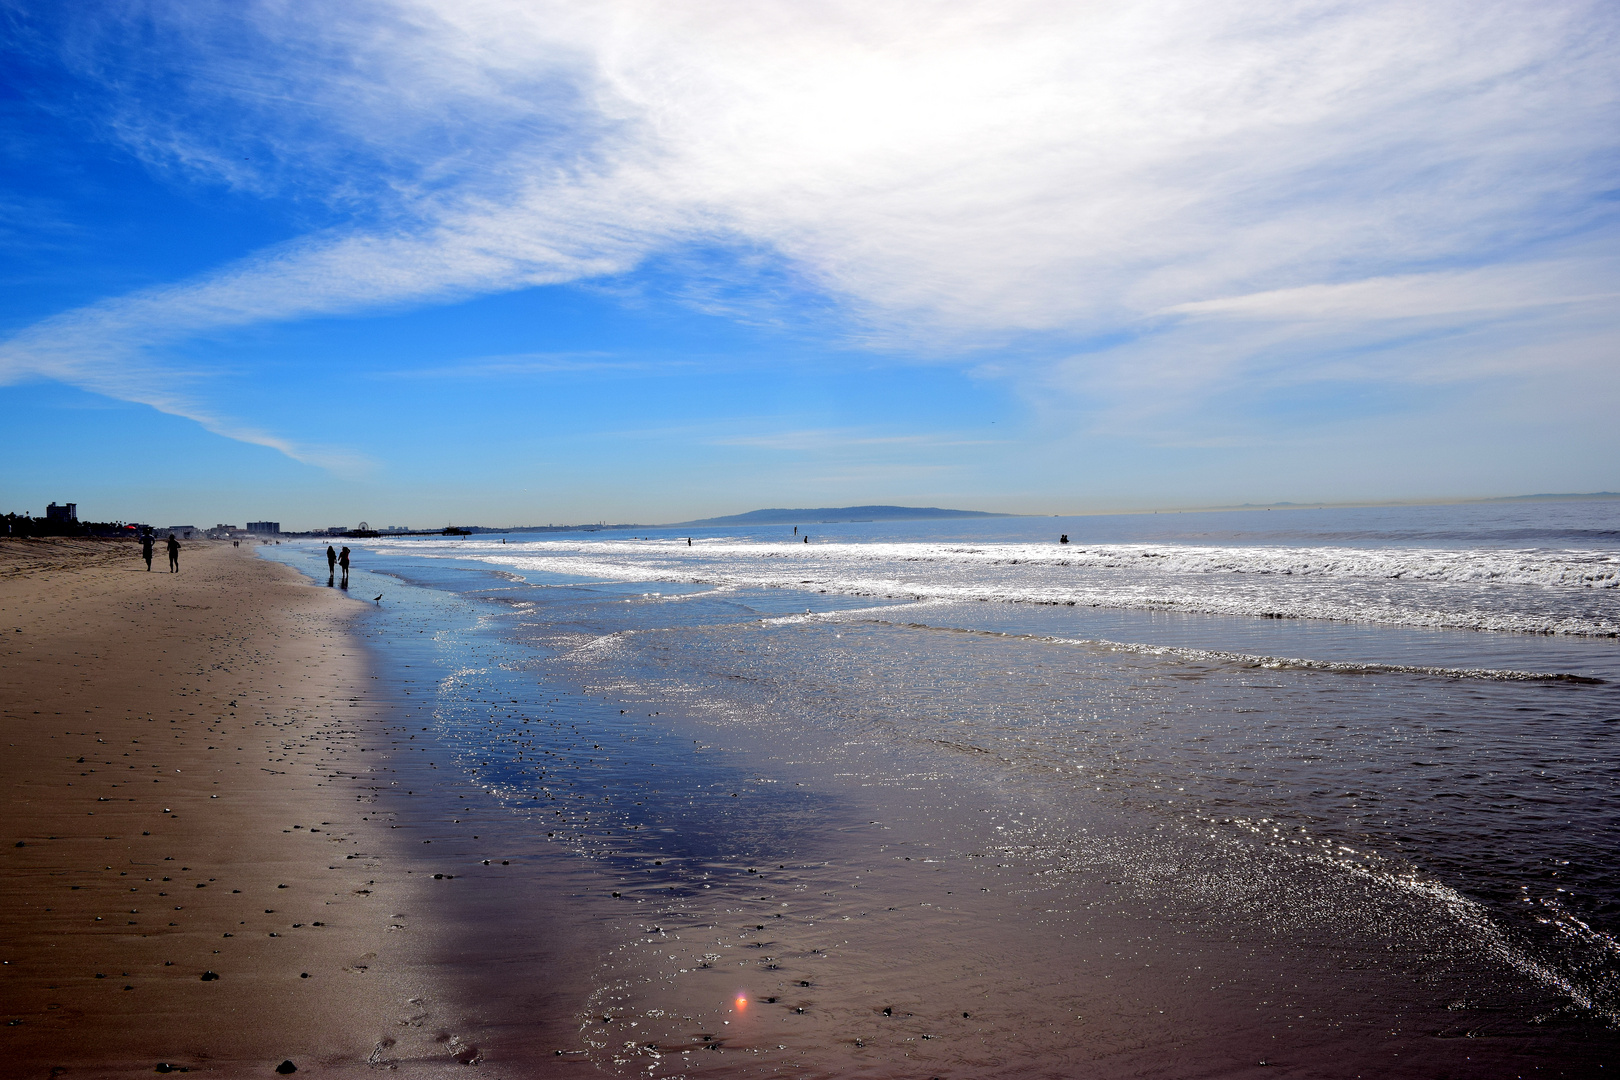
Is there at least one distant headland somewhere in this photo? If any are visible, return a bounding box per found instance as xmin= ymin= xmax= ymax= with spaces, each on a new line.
xmin=673 ymin=505 xmax=1011 ymax=526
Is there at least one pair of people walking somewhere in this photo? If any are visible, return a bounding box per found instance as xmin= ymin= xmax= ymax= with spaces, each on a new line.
xmin=139 ymin=531 xmax=180 ymax=572
xmin=326 ymin=544 xmax=351 ymax=588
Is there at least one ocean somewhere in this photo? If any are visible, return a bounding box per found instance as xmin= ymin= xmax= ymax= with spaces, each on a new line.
xmin=262 ymin=500 xmax=1620 ymax=1075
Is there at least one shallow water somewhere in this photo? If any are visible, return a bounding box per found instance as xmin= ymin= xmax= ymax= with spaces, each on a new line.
xmin=264 ymin=502 xmax=1620 ymax=1075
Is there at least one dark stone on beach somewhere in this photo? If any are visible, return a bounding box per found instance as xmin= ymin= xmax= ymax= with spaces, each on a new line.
xmin=276 ymin=1061 xmax=298 ymax=1074
xmin=200 ymin=971 xmax=219 ymax=981
xmin=155 ymin=1065 xmax=174 ymax=1073
xmin=882 ymin=1006 xmax=892 ymax=1016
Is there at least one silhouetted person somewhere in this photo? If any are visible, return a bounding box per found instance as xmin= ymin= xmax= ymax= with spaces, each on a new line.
xmin=141 ymin=531 xmax=154 ymax=571
xmin=166 ymin=534 xmax=180 ymax=573
xmin=326 ymin=545 xmax=337 ymax=574
xmin=803 ymin=535 xmax=809 ymax=543
xmin=1059 ymin=534 xmax=1069 ymax=544
xmin=339 ymin=546 xmax=351 ymax=589
xmin=687 ymin=537 xmax=692 ymax=546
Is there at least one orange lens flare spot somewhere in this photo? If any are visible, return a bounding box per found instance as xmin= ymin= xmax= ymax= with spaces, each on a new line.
xmin=735 ymin=996 xmax=748 ymax=1009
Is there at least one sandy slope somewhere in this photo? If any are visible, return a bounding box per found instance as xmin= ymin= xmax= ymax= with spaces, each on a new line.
xmin=0 ymin=539 xmax=474 ymax=1076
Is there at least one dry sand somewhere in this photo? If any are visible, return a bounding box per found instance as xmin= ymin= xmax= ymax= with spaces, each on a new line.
xmin=0 ymin=539 xmax=483 ymax=1077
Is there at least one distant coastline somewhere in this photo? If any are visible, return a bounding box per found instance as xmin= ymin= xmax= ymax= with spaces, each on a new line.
xmin=673 ymin=505 xmax=1011 ymax=527
xmin=1478 ymin=491 xmax=1620 ymax=502
xmin=245 ymin=493 xmax=1619 ymax=538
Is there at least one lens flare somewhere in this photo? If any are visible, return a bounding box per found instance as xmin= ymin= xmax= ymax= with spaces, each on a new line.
xmin=735 ymin=995 xmax=748 ymax=1010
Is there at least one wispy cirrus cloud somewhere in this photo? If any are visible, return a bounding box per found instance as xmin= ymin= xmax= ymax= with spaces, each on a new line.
xmin=2 ymin=0 xmax=1617 ymax=463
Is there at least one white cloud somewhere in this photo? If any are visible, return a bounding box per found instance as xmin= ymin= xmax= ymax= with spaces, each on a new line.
xmin=3 ymin=0 xmax=1617 ymax=459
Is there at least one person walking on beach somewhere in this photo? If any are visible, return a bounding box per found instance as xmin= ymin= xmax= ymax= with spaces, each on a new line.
xmin=166 ymin=534 xmax=181 ymax=573
xmin=326 ymin=544 xmax=337 ymax=573
xmin=338 ymin=545 xmax=351 ymax=589
xmin=140 ymin=530 xmax=154 ymax=571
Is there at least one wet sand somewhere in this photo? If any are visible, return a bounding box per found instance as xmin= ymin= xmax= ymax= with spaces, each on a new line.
xmin=0 ymin=539 xmax=498 ymax=1076
xmin=282 ymin=542 xmax=1618 ymax=1079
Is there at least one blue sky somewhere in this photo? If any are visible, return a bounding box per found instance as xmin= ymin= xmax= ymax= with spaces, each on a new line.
xmin=3 ymin=0 xmax=1617 ymax=529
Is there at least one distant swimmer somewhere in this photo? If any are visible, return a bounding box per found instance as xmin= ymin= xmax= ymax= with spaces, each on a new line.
xmin=687 ymin=537 xmax=692 ymax=546
xmin=803 ymin=535 xmax=809 ymax=543
xmin=166 ymin=534 xmax=181 ymax=573
xmin=1060 ymin=534 xmax=1069 ymax=544
xmin=793 ymin=526 xmax=798 ymax=535
xmin=140 ymin=530 xmax=154 ymax=571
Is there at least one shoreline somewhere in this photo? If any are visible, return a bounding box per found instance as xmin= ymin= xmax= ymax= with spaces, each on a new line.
xmin=12 ymin=536 xmax=1614 ymax=1075
xmin=269 ymin=535 xmax=1620 ymax=1076
xmin=0 ymin=539 xmax=482 ymax=1075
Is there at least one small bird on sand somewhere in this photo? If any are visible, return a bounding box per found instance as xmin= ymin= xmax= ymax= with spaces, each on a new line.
xmin=373 ymin=595 xmax=383 ymax=603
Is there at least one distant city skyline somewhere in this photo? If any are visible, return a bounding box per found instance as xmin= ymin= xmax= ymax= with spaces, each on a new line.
xmin=3 ymin=1 xmax=1617 ymax=525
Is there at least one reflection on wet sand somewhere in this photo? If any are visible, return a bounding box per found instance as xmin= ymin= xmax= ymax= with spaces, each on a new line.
xmin=261 ymin=541 xmax=1620 ymax=1075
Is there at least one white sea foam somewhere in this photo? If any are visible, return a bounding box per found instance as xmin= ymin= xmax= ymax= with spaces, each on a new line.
xmin=364 ymin=537 xmax=1620 ymax=636
xmin=857 ymin=620 xmax=1606 ymax=683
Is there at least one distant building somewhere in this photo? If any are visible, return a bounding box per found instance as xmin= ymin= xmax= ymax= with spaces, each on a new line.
xmin=246 ymin=521 xmax=281 ymax=534
xmin=45 ymin=502 xmax=77 ymax=523
xmin=157 ymin=526 xmax=199 ymax=540
xmin=383 ymin=525 xmax=410 ymax=532
xmin=327 ymin=526 xmax=348 ymax=536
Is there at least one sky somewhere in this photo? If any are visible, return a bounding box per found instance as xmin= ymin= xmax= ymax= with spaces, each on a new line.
xmin=2 ymin=0 xmax=1617 ymax=529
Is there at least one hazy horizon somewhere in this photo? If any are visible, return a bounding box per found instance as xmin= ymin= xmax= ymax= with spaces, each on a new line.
xmin=17 ymin=491 xmax=1614 ymax=537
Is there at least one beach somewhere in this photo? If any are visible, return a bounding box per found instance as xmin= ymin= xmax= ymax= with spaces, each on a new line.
xmin=0 ymin=539 xmax=507 ymax=1075
xmin=5 ymin=511 xmax=1618 ymax=1077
